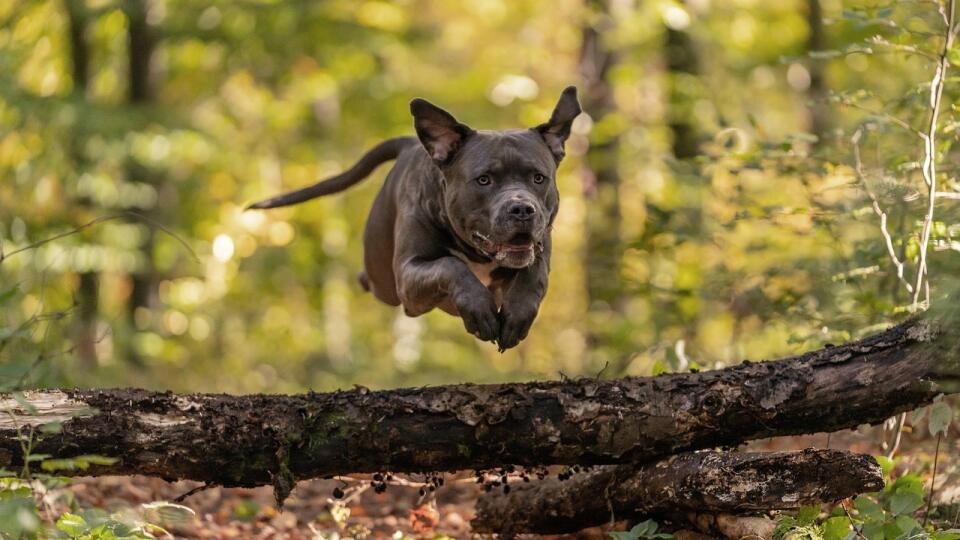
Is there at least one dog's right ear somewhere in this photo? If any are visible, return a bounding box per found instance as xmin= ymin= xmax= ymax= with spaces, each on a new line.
xmin=410 ymin=98 xmax=474 ymax=165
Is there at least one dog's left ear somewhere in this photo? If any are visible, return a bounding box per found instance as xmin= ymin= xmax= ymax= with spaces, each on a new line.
xmin=410 ymin=98 xmax=475 ymax=165
xmin=534 ymin=86 xmax=582 ymax=162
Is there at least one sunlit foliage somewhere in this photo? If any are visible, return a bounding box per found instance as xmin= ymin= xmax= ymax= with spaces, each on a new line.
xmin=0 ymin=0 xmax=958 ymax=394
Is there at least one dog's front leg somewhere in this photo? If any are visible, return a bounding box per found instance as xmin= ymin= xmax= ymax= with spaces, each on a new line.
xmin=497 ymin=236 xmax=552 ymax=351
xmin=397 ymin=256 xmax=501 ymax=342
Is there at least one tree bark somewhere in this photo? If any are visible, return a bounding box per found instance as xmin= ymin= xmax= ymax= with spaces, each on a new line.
xmin=123 ymin=0 xmax=158 ymax=366
xmin=64 ymin=0 xmax=101 ymax=371
xmin=580 ymin=0 xmax=624 ymax=314
xmin=806 ymin=0 xmax=830 ymax=140
xmin=0 ymin=317 xmax=956 ymax=503
xmin=471 ymin=449 xmax=882 ymax=535
xmin=665 ymin=22 xmax=700 ymax=161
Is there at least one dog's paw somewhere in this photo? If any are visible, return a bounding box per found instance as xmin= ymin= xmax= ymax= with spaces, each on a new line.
xmin=454 ymin=288 xmax=500 ymax=343
xmin=497 ymin=301 xmax=539 ymax=352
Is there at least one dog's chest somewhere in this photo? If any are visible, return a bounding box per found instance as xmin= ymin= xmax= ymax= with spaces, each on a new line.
xmin=449 ymin=249 xmax=499 ymax=287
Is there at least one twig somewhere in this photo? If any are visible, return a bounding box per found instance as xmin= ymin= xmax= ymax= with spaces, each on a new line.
xmin=923 ymin=432 xmax=942 ymax=528
xmin=851 ymin=128 xmax=914 ymax=296
xmin=842 ymin=503 xmax=869 ymax=540
xmin=843 ymin=102 xmax=920 ymax=135
xmin=885 ymin=412 xmax=906 ymax=459
xmin=173 ymin=482 xmax=215 ymax=503
xmin=0 ymin=211 xmax=198 ymax=265
xmin=912 ymin=0 xmax=956 ymax=309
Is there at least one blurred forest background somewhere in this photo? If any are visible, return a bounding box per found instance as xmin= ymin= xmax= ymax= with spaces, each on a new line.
xmin=1 ymin=0 xmax=959 ymax=394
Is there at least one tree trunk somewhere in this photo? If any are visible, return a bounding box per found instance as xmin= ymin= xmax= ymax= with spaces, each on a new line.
xmin=665 ymin=23 xmax=700 ymax=161
xmin=0 ymin=316 xmax=956 ymax=503
xmin=123 ymin=0 xmax=157 ymax=366
xmin=65 ymin=0 xmax=99 ymax=370
xmin=806 ymin=0 xmax=830 ymax=140
xmin=580 ymin=0 xmax=624 ymax=319
xmin=472 ymin=449 xmax=882 ymax=535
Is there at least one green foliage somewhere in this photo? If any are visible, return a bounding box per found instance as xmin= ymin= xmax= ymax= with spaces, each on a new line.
xmin=0 ymin=466 xmax=172 ymax=539
xmin=927 ymin=400 xmax=953 ymax=437
xmin=1 ymin=0 xmax=958 ymax=391
xmin=776 ymin=462 xmax=960 ymax=540
xmin=41 ymin=455 xmax=119 ymax=473
xmin=609 ymin=519 xmax=674 ymax=540
xmin=0 ymin=494 xmax=40 ymax=540
xmin=0 ymin=395 xmax=172 ymax=538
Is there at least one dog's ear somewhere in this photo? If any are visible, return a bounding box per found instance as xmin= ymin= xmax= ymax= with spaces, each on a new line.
xmin=534 ymin=86 xmax=582 ymax=162
xmin=410 ymin=98 xmax=474 ymax=165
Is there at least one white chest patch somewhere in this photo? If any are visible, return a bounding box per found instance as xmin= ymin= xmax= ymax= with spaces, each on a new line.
xmin=449 ymin=249 xmax=499 ymax=287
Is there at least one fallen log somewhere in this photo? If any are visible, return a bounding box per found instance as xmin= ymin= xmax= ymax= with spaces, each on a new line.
xmin=0 ymin=316 xmax=956 ymax=500
xmin=471 ymin=449 xmax=883 ymax=535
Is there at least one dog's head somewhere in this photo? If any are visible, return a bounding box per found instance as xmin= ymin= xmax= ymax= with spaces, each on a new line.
xmin=410 ymin=86 xmax=581 ymax=268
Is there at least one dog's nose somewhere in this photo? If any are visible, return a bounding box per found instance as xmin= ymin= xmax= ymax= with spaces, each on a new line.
xmin=507 ymin=201 xmax=537 ymax=221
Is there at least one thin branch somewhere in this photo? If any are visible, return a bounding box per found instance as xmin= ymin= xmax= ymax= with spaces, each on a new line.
xmin=851 ymin=128 xmax=914 ymax=295
xmin=844 ymin=101 xmax=921 ymax=135
xmin=842 ymin=503 xmax=869 ymax=540
xmin=912 ymin=0 xmax=955 ymax=309
xmin=0 ymin=211 xmax=198 ymax=265
xmin=923 ymin=432 xmax=942 ymax=527
xmin=173 ymin=482 xmax=215 ymax=503
xmin=867 ymin=36 xmax=940 ymax=61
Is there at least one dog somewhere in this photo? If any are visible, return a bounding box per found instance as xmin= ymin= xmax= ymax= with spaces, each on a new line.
xmin=249 ymin=87 xmax=581 ymax=351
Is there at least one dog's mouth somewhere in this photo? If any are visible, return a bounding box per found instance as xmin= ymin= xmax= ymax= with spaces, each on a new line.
xmin=472 ymin=231 xmax=542 ymax=266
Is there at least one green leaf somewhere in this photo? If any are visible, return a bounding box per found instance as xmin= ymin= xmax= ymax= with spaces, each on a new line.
xmin=651 ymin=360 xmax=668 ymax=376
xmin=893 ymin=515 xmax=918 ymax=536
xmin=77 ymin=454 xmax=119 ymax=466
xmin=891 ymin=474 xmax=924 ymax=496
xmin=882 ymin=521 xmax=902 ymax=540
xmin=854 ymin=496 xmax=883 ymax=522
xmin=874 ymin=456 xmax=894 ymax=479
xmin=41 ymin=455 xmax=118 ymax=472
xmin=823 ymin=516 xmax=851 ymax=540
xmin=910 ymin=406 xmax=927 ymax=425
xmin=928 ymin=401 xmax=953 ymax=436
xmin=862 ymin=521 xmax=884 ymax=540
xmin=634 ymin=520 xmax=657 ymax=536
xmin=0 ymin=496 xmax=41 ymax=539
xmin=797 ymin=505 xmax=821 ymax=526
xmin=608 ymin=519 xmax=672 ymax=540
xmin=142 ymin=500 xmax=196 ymax=525
xmin=56 ymin=512 xmax=88 ymax=536
xmin=888 ymin=491 xmax=923 ymax=515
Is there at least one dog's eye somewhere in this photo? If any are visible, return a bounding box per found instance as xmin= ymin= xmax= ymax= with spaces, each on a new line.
xmin=476 ymin=175 xmax=492 ymax=186
xmin=533 ymin=173 xmax=547 ymax=184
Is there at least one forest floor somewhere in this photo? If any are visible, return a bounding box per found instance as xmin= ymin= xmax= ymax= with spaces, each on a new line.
xmin=54 ymin=424 xmax=959 ymax=539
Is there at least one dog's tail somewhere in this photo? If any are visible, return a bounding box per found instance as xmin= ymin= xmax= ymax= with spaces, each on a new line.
xmin=247 ymin=137 xmax=416 ymax=210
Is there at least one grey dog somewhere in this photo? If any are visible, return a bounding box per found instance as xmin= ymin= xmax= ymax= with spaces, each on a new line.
xmin=249 ymin=87 xmax=582 ymax=351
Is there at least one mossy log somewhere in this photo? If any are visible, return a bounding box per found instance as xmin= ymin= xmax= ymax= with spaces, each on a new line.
xmin=471 ymin=449 xmax=883 ymax=535
xmin=0 ymin=316 xmax=956 ymax=501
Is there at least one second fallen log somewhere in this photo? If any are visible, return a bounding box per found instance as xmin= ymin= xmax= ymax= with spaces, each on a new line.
xmin=472 ymin=449 xmax=884 ymax=535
